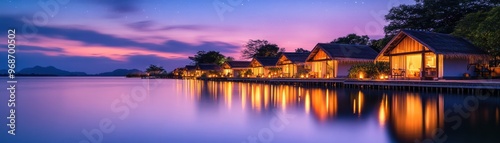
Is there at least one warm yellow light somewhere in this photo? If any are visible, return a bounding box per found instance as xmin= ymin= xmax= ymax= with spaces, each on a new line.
xmin=385 ymin=76 xmax=388 ymax=79
xmin=380 ymin=75 xmax=384 ymax=79
xmin=300 ymin=75 xmax=304 ymax=78
xmin=359 ymin=72 xmax=364 ymax=79
xmin=268 ymin=75 xmax=271 ymax=78
xmin=306 ymin=75 xmax=309 ymax=78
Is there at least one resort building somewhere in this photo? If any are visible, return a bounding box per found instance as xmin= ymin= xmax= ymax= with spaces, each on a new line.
xmin=306 ymin=43 xmax=379 ymax=78
xmin=249 ymin=57 xmax=280 ymax=78
xmin=375 ymin=30 xmax=487 ymax=79
xmin=183 ymin=65 xmax=197 ymax=78
xmin=221 ymin=61 xmax=251 ymax=77
xmin=276 ymin=52 xmax=310 ymax=78
xmin=195 ymin=64 xmax=222 ymax=77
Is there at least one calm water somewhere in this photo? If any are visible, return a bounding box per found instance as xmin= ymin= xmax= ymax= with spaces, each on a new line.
xmin=1 ymin=77 xmax=500 ymax=143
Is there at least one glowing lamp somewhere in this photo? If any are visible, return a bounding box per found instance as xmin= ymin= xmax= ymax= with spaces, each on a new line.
xmin=359 ymin=72 xmax=364 ymax=79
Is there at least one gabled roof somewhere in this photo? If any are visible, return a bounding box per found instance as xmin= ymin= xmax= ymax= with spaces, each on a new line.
xmin=278 ymin=52 xmax=310 ymax=64
xmin=306 ymin=43 xmax=378 ymax=62
xmin=377 ymin=30 xmax=487 ymax=58
xmin=196 ymin=64 xmax=221 ymax=71
xmin=184 ymin=65 xmax=196 ymax=71
xmin=223 ymin=61 xmax=251 ymax=69
xmin=251 ymin=57 xmax=280 ymax=67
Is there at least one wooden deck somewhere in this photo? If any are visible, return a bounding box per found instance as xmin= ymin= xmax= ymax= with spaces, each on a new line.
xmin=202 ymin=78 xmax=500 ymax=95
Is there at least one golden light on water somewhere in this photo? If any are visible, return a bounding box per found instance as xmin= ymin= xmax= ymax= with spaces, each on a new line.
xmin=378 ymin=94 xmax=388 ymax=126
xmin=392 ymin=93 xmax=423 ymax=140
xmin=352 ymin=91 xmax=364 ymax=116
xmin=390 ymin=93 xmax=445 ymax=141
xmin=311 ymin=89 xmax=337 ymax=122
xmin=223 ymin=82 xmax=233 ymax=109
xmin=305 ymin=91 xmax=311 ymax=114
xmin=251 ymin=85 xmax=262 ymax=112
xmin=241 ymin=83 xmax=247 ymax=110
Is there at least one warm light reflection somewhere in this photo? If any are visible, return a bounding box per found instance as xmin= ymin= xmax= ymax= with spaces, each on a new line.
xmin=252 ymin=85 xmax=262 ymax=112
xmin=305 ymin=90 xmax=311 ymax=114
xmin=352 ymin=91 xmax=364 ymax=116
xmin=392 ymin=93 xmax=423 ymax=140
xmin=223 ymin=82 xmax=233 ymax=109
xmin=391 ymin=93 xmax=444 ymax=141
xmin=311 ymin=88 xmax=337 ymax=122
xmin=241 ymin=83 xmax=247 ymax=110
xmin=378 ymin=94 xmax=389 ymax=126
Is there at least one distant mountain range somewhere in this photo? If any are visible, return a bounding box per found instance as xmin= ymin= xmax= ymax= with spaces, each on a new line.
xmin=0 ymin=66 xmax=143 ymax=76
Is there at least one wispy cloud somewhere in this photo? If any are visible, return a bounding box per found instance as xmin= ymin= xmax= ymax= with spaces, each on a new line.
xmin=127 ymin=20 xmax=209 ymax=32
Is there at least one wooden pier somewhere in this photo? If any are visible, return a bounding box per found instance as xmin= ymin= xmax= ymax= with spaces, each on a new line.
xmin=203 ymin=78 xmax=500 ymax=95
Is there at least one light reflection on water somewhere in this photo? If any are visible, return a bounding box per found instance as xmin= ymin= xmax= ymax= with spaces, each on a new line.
xmin=1 ymin=78 xmax=499 ymax=143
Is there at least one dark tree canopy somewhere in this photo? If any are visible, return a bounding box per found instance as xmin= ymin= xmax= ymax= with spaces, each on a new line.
xmin=188 ymin=51 xmax=229 ymax=65
xmin=453 ymin=7 xmax=500 ymax=59
xmin=295 ymin=48 xmax=310 ymax=53
xmin=330 ymin=33 xmax=370 ymax=45
xmin=369 ymin=35 xmax=394 ymax=51
xmin=241 ymin=39 xmax=284 ymax=59
xmin=385 ymin=0 xmax=499 ymax=35
xmin=146 ymin=64 xmax=165 ymax=75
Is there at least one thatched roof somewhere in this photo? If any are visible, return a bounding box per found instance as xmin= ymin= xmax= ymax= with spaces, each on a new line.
xmin=251 ymin=57 xmax=280 ymax=67
xmin=278 ymin=52 xmax=310 ymax=65
xmin=306 ymin=43 xmax=378 ymax=62
xmin=223 ymin=61 xmax=251 ymax=69
xmin=377 ymin=30 xmax=487 ymax=59
xmin=196 ymin=64 xmax=221 ymax=71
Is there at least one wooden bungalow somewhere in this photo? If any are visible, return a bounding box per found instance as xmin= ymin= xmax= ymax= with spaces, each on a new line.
xmin=305 ymin=43 xmax=379 ymax=78
xmin=375 ymin=30 xmax=488 ymax=79
xmin=221 ymin=61 xmax=251 ymax=77
xmin=250 ymin=57 xmax=280 ymax=78
xmin=196 ymin=64 xmax=222 ymax=77
xmin=276 ymin=52 xmax=310 ymax=78
xmin=183 ymin=65 xmax=197 ymax=78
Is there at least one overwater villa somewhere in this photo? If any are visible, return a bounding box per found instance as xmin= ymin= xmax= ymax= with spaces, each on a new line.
xmin=375 ymin=30 xmax=488 ymax=79
xmin=305 ymin=43 xmax=379 ymax=78
xmin=276 ymin=52 xmax=310 ymax=78
xmin=196 ymin=64 xmax=222 ymax=77
xmin=221 ymin=61 xmax=251 ymax=77
xmin=249 ymin=57 xmax=280 ymax=78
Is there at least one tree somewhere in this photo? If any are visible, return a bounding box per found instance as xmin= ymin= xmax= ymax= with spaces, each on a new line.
xmin=453 ymin=7 xmax=500 ymax=63
xmin=385 ymin=0 xmax=499 ymax=35
xmin=369 ymin=35 xmax=393 ymax=51
xmin=146 ymin=64 xmax=165 ymax=75
xmin=188 ymin=51 xmax=228 ymax=65
xmin=331 ymin=33 xmax=370 ymax=45
xmin=295 ymin=48 xmax=310 ymax=53
xmin=241 ymin=39 xmax=284 ymax=59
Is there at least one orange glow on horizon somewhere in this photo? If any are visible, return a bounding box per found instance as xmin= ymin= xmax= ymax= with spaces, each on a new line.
xmin=22 ymin=36 xmax=186 ymax=61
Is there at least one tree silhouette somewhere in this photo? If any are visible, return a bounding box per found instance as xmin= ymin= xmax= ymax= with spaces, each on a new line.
xmin=331 ymin=33 xmax=370 ymax=45
xmin=188 ymin=51 xmax=229 ymax=65
xmin=146 ymin=64 xmax=165 ymax=75
xmin=241 ymin=39 xmax=284 ymax=59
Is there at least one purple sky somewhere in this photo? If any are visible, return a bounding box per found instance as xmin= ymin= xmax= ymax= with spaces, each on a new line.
xmin=0 ymin=0 xmax=415 ymax=73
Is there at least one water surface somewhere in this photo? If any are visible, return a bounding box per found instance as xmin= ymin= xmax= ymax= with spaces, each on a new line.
xmin=1 ymin=77 xmax=499 ymax=143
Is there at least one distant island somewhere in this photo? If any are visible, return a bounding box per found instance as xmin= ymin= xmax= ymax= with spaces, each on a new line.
xmin=0 ymin=66 xmax=143 ymax=77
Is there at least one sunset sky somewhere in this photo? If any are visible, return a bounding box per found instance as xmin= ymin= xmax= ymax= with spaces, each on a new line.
xmin=0 ymin=0 xmax=414 ymax=73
